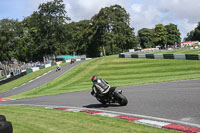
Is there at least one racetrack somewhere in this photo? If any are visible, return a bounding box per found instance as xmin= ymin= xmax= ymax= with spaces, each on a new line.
xmin=0 ymin=61 xmax=83 ymax=98
xmin=0 ymin=61 xmax=200 ymax=126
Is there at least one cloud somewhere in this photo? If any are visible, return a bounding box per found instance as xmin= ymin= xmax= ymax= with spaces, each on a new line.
xmin=158 ymin=0 xmax=200 ymax=23
xmin=27 ymin=0 xmax=49 ymax=10
xmin=129 ymin=0 xmax=200 ymax=40
xmin=65 ymin=0 xmax=128 ymax=21
xmin=22 ymin=0 xmax=200 ymax=40
xmin=130 ymin=3 xmax=162 ymax=30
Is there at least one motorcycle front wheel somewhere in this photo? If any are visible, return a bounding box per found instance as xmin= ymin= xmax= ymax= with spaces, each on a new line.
xmin=115 ymin=92 xmax=128 ymax=106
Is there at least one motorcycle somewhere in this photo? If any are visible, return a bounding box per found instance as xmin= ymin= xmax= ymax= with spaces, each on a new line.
xmin=70 ymin=58 xmax=75 ymax=64
xmin=93 ymin=87 xmax=128 ymax=106
xmin=56 ymin=66 xmax=61 ymax=72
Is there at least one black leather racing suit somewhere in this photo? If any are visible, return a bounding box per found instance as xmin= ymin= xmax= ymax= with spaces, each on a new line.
xmin=91 ymin=78 xmax=111 ymax=97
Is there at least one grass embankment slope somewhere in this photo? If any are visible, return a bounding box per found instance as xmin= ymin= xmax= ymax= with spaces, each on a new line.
xmin=10 ymin=52 xmax=200 ymax=99
xmin=0 ymin=106 xmax=178 ymax=133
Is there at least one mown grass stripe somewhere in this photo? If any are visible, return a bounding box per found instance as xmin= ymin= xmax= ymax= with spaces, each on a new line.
xmin=6 ymin=55 xmax=200 ymax=99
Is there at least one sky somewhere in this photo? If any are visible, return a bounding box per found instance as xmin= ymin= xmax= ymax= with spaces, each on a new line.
xmin=0 ymin=0 xmax=200 ymax=41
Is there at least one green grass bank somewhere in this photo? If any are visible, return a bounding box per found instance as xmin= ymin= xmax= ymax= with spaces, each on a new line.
xmin=9 ymin=55 xmax=200 ymax=99
xmin=0 ymin=105 xmax=178 ymax=133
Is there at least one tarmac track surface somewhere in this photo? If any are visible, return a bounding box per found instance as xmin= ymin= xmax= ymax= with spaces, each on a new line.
xmin=0 ymin=61 xmax=200 ymax=126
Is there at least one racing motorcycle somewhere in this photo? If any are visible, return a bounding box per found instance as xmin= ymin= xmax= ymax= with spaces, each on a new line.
xmin=56 ymin=65 xmax=61 ymax=72
xmin=93 ymin=87 xmax=128 ymax=106
xmin=70 ymin=58 xmax=75 ymax=64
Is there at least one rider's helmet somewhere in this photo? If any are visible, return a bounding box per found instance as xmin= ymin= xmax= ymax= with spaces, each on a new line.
xmin=91 ymin=75 xmax=98 ymax=82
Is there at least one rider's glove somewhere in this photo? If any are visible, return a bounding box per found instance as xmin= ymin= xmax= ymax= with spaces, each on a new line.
xmin=91 ymin=92 xmax=96 ymax=97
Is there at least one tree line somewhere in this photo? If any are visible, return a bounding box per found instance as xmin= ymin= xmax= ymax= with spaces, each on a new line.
xmin=0 ymin=0 xmax=199 ymax=62
xmin=138 ymin=24 xmax=181 ymax=49
xmin=184 ymin=22 xmax=200 ymax=42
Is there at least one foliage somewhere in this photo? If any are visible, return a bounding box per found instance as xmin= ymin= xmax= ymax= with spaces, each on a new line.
xmin=0 ymin=19 xmax=17 ymax=61
xmin=0 ymin=2 xmax=138 ymax=60
xmin=165 ymin=23 xmax=181 ymax=46
xmin=184 ymin=22 xmax=200 ymax=41
xmin=137 ymin=23 xmax=181 ymax=49
xmin=153 ymin=24 xmax=167 ymax=48
xmin=184 ymin=30 xmax=195 ymax=41
xmin=26 ymin=0 xmax=70 ymax=61
xmin=90 ymin=5 xmax=137 ymax=56
xmin=0 ymin=0 xmax=70 ymax=62
xmin=66 ymin=20 xmax=93 ymax=56
xmin=138 ymin=28 xmax=155 ymax=48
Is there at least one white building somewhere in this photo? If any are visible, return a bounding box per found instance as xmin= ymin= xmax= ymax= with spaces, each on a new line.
xmin=180 ymin=41 xmax=200 ymax=48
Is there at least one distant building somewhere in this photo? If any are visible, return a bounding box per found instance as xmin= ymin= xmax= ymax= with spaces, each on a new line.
xmin=180 ymin=41 xmax=200 ymax=48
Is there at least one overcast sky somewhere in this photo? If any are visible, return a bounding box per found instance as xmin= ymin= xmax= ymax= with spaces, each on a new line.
xmin=0 ymin=0 xmax=200 ymax=41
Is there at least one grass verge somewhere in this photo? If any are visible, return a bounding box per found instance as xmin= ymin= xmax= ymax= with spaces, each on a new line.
xmin=0 ymin=105 xmax=178 ymax=133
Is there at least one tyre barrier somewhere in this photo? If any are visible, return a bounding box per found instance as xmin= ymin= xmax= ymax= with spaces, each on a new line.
xmin=163 ymin=54 xmax=174 ymax=59
xmin=131 ymin=54 xmax=138 ymax=58
xmin=145 ymin=54 xmax=154 ymax=59
xmin=0 ymin=115 xmax=13 ymax=133
xmin=119 ymin=53 xmax=200 ymax=60
xmin=119 ymin=53 xmax=125 ymax=58
xmin=185 ymin=54 xmax=199 ymax=60
xmin=138 ymin=54 xmax=146 ymax=58
xmin=154 ymin=54 xmax=164 ymax=59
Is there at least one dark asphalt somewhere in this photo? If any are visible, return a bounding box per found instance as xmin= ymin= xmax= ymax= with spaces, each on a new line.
xmin=0 ymin=61 xmax=200 ymax=125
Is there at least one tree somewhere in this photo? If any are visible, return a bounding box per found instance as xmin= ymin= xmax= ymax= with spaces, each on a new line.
xmin=66 ymin=20 xmax=92 ymax=56
xmin=154 ymin=24 xmax=167 ymax=48
xmin=0 ymin=19 xmax=17 ymax=61
xmin=184 ymin=22 xmax=200 ymax=41
xmin=138 ymin=28 xmax=155 ymax=48
xmin=21 ymin=0 xmax=70 ymax=61
xmin=165 ymin=23 xmax=181 ymax=47
xmin=12 ymin=21 xmax=29 ymax=62
xmin=110 ymin=5 xmax=136 ymax=53
xmin=184 ymin=30 xmax=195 ymax=41
xmin=90 ymin=4 xmax=136 ymax=56
xmin=38 ymin=0 xmax=70 ymax=56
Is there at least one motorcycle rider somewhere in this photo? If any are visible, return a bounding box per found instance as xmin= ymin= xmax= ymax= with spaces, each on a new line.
xmin=91 ymin=75 xmax=111 ymax=97
xmin=56 ymin=63 xmax=61 ymax=71
xmin=70 ymin=58 xmax=75 ymax=64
